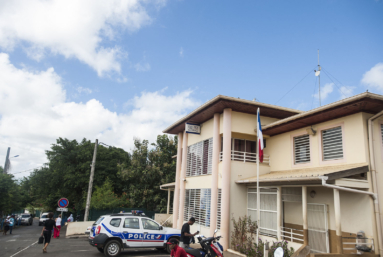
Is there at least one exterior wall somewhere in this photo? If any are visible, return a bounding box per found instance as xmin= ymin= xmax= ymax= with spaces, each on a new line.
xmin=268 ymin=112 xmax=369 ymax=172
xmin=231 ymin=111 xmax=279 ymax=135
xmin=188 ymin=117 xmax=214 ymax=146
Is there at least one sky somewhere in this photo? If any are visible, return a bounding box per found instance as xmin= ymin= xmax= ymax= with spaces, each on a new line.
xmin=0 ymin=0 xmax=382 ymax=179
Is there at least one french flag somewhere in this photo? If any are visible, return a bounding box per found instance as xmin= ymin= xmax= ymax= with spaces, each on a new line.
xmin=257 ymin=109 xmax=264 ymax=163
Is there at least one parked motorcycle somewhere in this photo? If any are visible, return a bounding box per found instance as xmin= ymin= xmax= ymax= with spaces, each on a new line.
xmin=184 ymin=229 xmax=224 ymax=257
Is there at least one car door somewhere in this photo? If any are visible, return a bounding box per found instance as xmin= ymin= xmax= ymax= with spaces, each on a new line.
xmin=141 ymin=218 xmax=166 ymax=247
xmin=121 ymin=217 xmax=143 ymax=247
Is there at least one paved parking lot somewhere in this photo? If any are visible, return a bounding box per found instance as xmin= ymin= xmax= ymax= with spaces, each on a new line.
xmin=0 ymin=219 xmax=168 ymax=257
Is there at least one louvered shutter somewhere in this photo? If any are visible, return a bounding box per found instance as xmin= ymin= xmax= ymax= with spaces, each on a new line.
xmin=322 ymin=126 xmax=343 ymax=160
xmin=294 ymin=134 xmax=310 ymax=164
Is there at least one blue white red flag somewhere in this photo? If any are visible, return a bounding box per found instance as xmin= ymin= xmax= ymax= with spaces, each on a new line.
xmin=257 ymin=109 xmax=264 ymax=163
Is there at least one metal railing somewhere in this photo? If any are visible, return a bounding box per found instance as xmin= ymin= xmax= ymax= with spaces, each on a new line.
xmin=219 ymin=150 xmax=270 ymax=164
xmin=281 ymin=227 xmax=304 ymax=243
xmin=343 ymin=237 xmax=374 ymax=254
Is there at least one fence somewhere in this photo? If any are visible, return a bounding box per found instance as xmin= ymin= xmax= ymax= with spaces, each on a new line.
xmin=281 ymin=226 xmax=304 ymax=243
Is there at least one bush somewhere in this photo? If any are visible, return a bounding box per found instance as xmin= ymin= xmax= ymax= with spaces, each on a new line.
xmin=231 ymin=216 xmax=294 ymax=257
xmin=162 ymin=220 xmax=173 ymax=227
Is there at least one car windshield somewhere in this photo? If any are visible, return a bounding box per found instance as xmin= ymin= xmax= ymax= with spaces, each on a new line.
xmin=22 ymin=215 xmax=30 ymax=218
xmin=93 ymin=217 xmax=105 ymax=225
xmin=41 ymin=215 xmax=48 ymax=218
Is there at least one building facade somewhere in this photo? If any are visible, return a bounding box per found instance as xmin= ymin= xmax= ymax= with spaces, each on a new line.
xmin=161 ymin=92 xmax=383 ymax=256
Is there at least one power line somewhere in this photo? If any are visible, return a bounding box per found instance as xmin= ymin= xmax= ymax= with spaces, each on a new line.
xmin=8 ymin=165 xmax=46 ymax=175
xmin=275 ymin=67 xmax=317 ymax=105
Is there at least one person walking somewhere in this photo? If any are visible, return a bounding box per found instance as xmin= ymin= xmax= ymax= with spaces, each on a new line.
xmin=8 ymin=215 xmax=15 ymax=235
xmin=67 ymin=214 xmax=73 ymax=223
xmin=2 ymin=216 xmax=10 ymax=235
xmin=180 ymin=217 xmax=199 ymax=249
xmin=40 ymin=212 xmax=57 ymax=253
xmin=53 ymin=214 xmax=62 ymax=238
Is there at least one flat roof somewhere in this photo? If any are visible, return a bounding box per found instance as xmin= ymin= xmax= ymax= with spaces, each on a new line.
xmin=163 ymin=95 xmax=302 ymax=135
xmin=236 ymin=163 xmax=368 ymax=186
xmin=263 ymin=92 xmax=383 ymax=136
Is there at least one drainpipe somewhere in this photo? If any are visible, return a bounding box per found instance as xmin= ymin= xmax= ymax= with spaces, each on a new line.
xmin=368 ymin=110 xmax=383 ymax=256
xmin=320 ymin=176 xmax=381 ymax=254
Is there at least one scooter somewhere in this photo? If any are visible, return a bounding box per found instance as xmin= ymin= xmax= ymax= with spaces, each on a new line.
xmin=184 ymin=229 xmax=224 ymax=257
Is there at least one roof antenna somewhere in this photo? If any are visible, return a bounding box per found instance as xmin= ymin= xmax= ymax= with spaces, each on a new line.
xmin=314 ymin=49 xmax=322 ymax=106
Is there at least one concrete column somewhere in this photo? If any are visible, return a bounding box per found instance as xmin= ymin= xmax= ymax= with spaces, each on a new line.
xmin=221 ymin=108 xmax=232 ymax=250
xmin=177 ymin=130 xmax=188 ymax=229
xmin=172 ymin=132 xmax=183 ymax=228
xmin=210 ymin=113 xmax=221 ymax=236
xmin=277 ymin=186 xmax=282 ymax=241
xmin=334 ymin=188 xmax=343 ymax=254
xmin=167 ymin=189 xmax=171 ymax=215
xmin=302 ymin=186 xmax=308 ymax=245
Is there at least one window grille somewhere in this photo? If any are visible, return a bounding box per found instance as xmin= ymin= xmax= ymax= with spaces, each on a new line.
xmin=322 ymin=126 xmax=343 ymax=161
xmin=282 ymin=187 xmax=302 ymax=202
xmin=217 ymin=189 xmax=222 ymax=229
xmin=187 ymin=138 xmax=213 ymax=176
xmin=294 ymin=134 xmax=310 ymax=164
xmin=184 ymin=189 xmax=212 ymax=227
xmin=247 ymin=188 xmax=277 ymax=237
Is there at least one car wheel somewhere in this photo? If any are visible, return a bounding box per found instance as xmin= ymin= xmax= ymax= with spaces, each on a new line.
xmin=104 ymin=240 xmax=121 ymax=257
xmin=166 ymin=244 xmax=171 ymax=254
xmin=97 ymin=247 xmax=104 ymax=254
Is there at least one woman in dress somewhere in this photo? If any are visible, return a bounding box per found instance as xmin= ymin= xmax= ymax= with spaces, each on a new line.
xmin=40 ymin=212 xmax=56 ymax=253
xmin=53 ymin=214 xmax=61 ymax=238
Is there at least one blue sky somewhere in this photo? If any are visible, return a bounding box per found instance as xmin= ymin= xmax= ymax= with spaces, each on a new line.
xmin=0 ymin=0 xmax=382 ymax=177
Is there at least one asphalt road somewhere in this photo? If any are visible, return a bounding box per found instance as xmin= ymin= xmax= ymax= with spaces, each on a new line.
xmin=0 ymin=218 xmax=169 ymax=257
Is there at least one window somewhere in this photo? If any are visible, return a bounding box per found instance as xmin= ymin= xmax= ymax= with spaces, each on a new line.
xmin=322 ymin=126 xmax=343 ymax=161
xmin=247 ymin=188 xmax=277 ymax=237
xmin=187 ymin=138 xmax=213 ymax=176
xmin=124 ymin=218 xmax=140 ymax=229
xmin=142 ymin=218 xmax=160 ymax=230
xmin=110 ymin=218 xmax=121 ymax=227
xmin=294 ymin=134 xmax=310 ymax=164
xmin=94 ymin=216 xmax=104 ymax=225
xmin=217 ymin=188 xmax=222 ymax=229
xmin=184 ymin=189 xmax=211 ymax=227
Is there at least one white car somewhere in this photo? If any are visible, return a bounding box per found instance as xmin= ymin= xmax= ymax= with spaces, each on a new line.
xmin=39 ymin=212 xmax=50 ymax=226
xmin=85 ymin=226 xmax=92 ymax=235
xmin=88 ymin=212 xmax=181 ymax=257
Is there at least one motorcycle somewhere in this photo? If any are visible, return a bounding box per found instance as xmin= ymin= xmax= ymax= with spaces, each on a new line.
xmin=184 ymin=229 xmax=224 ymax=257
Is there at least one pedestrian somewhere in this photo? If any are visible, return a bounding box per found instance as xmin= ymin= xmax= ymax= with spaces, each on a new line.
xmin=41 ymin=212 xmax=56 ymax=253
xmin=167 ymin=238 xmax=187 ymax=257
xmin=67 ymin=214 xmax=73 ymax=222
xmin=2 ymin=216 xmax=10 ymax=235
xmin=53 ymin=214 xmax=62 ymax=238
xmin=180 ymin=217 xmax=199 ymax=249
xmin=9 ymin=215 xmax=15 ymax=235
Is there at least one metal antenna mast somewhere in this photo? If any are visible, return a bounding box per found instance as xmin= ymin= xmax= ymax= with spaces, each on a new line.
xmin=314 ymin=49 xmax=322 ymax=106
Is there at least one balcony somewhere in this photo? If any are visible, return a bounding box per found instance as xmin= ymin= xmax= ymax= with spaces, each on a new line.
xmin=219 ymin=150 xmax=270 ymax=164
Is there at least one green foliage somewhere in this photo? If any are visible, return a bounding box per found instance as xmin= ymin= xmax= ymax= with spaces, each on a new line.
xmin=89 ymin=178 xmax=129 ymax=210
xmin=118 ymin=135 xmax=177 ymax=212
xmin=231 ymin=215 xmax=258 ymax=255
xmin=0 ymin=172 xmax=22 ymax=215
xmin=231 ymin=215 xmax=294 ymax=257
xmin=15 ymin=135 xmax=177 ymax=215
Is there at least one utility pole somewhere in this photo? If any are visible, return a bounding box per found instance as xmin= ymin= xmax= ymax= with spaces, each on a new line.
xmin=84 ymin=139 xmax=98 ymax=222
xmin=3 ymin=147 xmax=10 ymax=174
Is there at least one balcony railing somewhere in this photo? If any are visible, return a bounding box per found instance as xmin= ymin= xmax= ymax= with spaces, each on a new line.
xmin=219 ymin=150 xmax=270 ymax=164
xmin=281 ymin=227 xmax=304 ymax=243
xmin=343 ymin=237 xmax=374 ymax=254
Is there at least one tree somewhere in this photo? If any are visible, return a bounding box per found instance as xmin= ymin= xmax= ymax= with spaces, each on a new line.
xmin=89 ymin=178 xmax=129 ymax=210
xmin=118 ymin=135 xmax=177 ymax=212
xmin=0 ymin=173 xmax=22 ymax=215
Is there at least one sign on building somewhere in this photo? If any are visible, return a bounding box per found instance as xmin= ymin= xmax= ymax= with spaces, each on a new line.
xmin=186 ymin=123 xmax=201 ymax=134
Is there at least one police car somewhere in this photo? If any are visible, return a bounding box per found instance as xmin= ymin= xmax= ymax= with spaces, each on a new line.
xmin=88 ymin=212 xmax=181 ymax=257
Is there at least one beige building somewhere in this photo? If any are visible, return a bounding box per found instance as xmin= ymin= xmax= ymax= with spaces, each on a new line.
xmin=161 ymin=92 xmax=383 ymax=256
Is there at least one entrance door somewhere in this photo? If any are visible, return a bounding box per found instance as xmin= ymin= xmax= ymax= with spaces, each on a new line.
xmin=141 ymin=218 xmax=166 ymax=247
xmin=121 ymin=217 xmax=143 ymax=247
xmin=308 ymin=203 xmax=330 ymax=253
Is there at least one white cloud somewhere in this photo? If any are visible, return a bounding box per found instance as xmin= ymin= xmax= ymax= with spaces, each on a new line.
xmin=338 ymin=86 xmax=355 ymax=100
xmin=179 ymin=47 xmax=184 ymax=57
xmin=361 ymin=63 xmax=383 ymax=92
xmin=77 ymin=87 xmax=92 ymax=94
xmin=0 ymin=0 xmax=166 ymax=76
xmin=313 ymin=83 xmax=334 ymax=101
xmin=0 ymin=53 xmax=198 ymax=178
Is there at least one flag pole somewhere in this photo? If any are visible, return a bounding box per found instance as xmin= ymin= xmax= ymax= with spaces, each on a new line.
xmin=256 ymin=108 xmax=260 ymax=244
